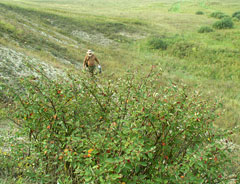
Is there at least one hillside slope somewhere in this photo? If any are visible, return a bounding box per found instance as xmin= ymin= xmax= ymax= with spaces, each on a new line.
xmin=0 ymin=0 xmax=240 ymax=183
xmin=0 ymin=0 xmax=239 ymax=143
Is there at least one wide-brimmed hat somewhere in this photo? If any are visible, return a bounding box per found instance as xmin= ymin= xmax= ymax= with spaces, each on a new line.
xmin=87 ymin=50 xmax=94 ymax=55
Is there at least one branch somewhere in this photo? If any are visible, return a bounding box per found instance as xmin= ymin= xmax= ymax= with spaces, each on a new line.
xmin=82 ymin=82 xmax=106 ymax=113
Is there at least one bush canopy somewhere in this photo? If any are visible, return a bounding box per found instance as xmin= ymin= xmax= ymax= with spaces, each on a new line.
xmin=213 ymin=18 xmax=234 ymax=29
xmin=1 ymin=67 xmax=235 ymax=183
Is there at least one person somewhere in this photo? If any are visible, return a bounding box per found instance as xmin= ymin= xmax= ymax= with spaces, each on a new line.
xmin=83 ymin=50 xmax=101 ymax=76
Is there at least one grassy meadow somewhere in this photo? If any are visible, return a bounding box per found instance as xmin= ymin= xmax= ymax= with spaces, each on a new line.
xmin=0 ymin=0 xmax=240 ymax=183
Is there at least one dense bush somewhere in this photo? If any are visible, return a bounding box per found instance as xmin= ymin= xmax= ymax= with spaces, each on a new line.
xmin=213 ymin=18 xmax=234 ymax=29
xmin=210 ymin=12 xmax=229 ymax=19
xmin=196 ymin=11 xmax=204 ymax=15
xmin=232 ymin=11 xmax=240 ymax=18
xmin=198 ymin=26 xmax=214 ymax=33
xmin=0 ymin=67 xmax=235 ymax=183
xmin=234 ymin=14 xmax=240 ymax=20
xmin=147 ymin=37 xmax=168 ymax=50
xmin=232 ymin=11 xmax=240 ymax=20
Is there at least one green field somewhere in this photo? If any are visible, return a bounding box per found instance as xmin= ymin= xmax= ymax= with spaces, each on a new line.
xmin=0 ymin=0 xmax=240 ymax=183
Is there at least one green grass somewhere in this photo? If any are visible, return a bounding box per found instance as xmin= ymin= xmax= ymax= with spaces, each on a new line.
xmin=0 ymin=0 xmax=240 ymax=181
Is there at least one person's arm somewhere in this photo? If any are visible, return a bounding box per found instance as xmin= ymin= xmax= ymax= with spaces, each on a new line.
xmin=95 ymin=56 xmax=100 ymax=65
xmin=83 ymin=56 xmax=87 ymax=69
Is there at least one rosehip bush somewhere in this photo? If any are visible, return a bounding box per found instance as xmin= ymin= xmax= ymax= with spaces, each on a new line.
xmin=3 ymin=67 xmax=237 ymax=183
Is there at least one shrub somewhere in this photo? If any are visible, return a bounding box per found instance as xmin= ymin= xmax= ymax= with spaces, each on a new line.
xmin=196 ymin=11 xmax=204 ymax=15
xmin=213 ymin=18 xmax=234 ymax=29
xmin=198 ymin=26 xmax=214 ymax=33
xmin=1 ymin=67 xmax=235 ymax=183
xmin=169 ymin=41 xmax=198 ymax=58
xmin=232 ymin=17 xmax=240 ymax=22
xmin=147 ymin=37 xmax=168 ymax=50
xmin=232 ymin=11 xmax=240 ymax=19
xmin=236 ymin=14 xmax=240 ymax=20
xmin=210 ymin=11 xmax=229 ymax=19
xmin=232 ymin=11 xmax=240 ymax=21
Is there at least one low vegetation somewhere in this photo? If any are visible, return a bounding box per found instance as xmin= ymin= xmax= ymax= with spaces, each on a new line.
xmin=147 ymin=37 xmax=168 ymax=50
xmin=210 ymin=11 xmax=229 ymax=19
xmin=232 ymin=11 xmax=240 ymax=20
xmin=198 ymin=26 xmax=214 ymax=33
xmin=195 ymin=11 xmax=204 ymax=15
xmin=213 ymin=18 xmax=234 ymax=29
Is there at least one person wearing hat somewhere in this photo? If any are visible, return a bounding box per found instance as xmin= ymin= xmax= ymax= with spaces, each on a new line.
xmin=83 ymin=50 xmax=101 ymax=76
